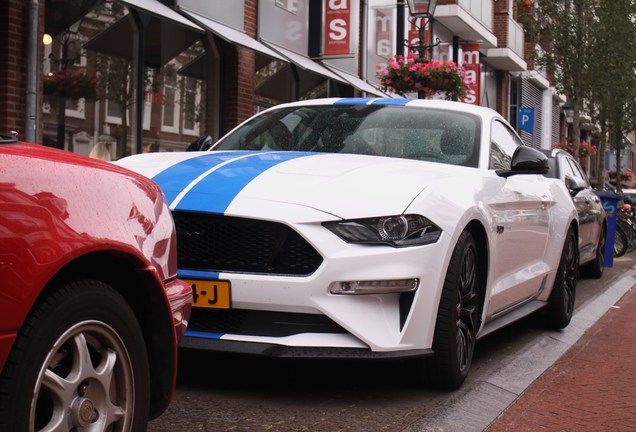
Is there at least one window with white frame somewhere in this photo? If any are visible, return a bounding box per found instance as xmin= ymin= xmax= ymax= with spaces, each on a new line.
xmin=182 ymin=77 xmax=201 ymax=135
xmin=161 ymin=62 xmax=180 ymax=133
xmin=104 ymin=58 xmax=130 ymax=126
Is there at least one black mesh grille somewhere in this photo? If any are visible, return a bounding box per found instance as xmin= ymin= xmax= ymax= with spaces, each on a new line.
xmin=173 ymin=212 xmax=323 ymax=276
xmin=188 ymin=308 xmax=347 ymax=337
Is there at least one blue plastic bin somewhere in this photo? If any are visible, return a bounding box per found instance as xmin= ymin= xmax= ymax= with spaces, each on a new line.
xmin=595 ymin=192 xmax=623 ymax=267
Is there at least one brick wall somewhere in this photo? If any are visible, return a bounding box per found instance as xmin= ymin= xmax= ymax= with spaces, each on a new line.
xmin=493 ymin=1 xmax=510 ymax=49
xmin=0 ymin=0 xmax=45 ymax=143
xmin=222 ymin=0 xmax=257 ymax=134
xmin=0 ymin=0 xmax=27 ymax=138
xmin=496 ymin=70 xmax=509 ymax=117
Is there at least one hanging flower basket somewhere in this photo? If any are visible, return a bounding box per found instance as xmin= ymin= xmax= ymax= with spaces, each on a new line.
xmin=377 ymin=54 xmax=472 ymax=100
xmin=43 ymin=69 xmax=100 ymax=102
xmin=552 ymin=139 xmax=597 ymax=158
xmin=608 ymin=170 xmax=632 ymax=182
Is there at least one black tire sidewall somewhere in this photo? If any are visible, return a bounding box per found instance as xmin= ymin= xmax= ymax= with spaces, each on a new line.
xmin=546 ymin=228 xmax=577 ymax=329
xmin=0 ymin=280 xmax=150 ymax=431
xmin=427 ymin=231 xmax=478 ymax=390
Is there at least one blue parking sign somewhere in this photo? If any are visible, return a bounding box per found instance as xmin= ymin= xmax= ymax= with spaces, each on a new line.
xmin=518 ymin=107 xmax=535 ymax=135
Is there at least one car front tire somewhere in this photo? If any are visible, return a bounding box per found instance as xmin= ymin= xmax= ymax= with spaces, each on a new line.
xmin=0 ymin=280 xmax=150 ymax=431
xmin=546 ymin=227 xmax=578 ymax=329
xmin=424 ymin=230 xmax=480 ymax=390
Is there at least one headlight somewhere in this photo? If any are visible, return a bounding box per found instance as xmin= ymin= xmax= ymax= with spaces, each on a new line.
xmin=323 ymin=214 xmax=442 ymax=247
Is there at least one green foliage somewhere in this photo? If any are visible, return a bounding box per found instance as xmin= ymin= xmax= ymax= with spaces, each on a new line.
xmin=534 ymin=0 xmax=595 ymax=97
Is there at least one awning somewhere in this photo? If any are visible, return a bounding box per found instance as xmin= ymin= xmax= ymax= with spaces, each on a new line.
xmin=84 ymin=0 xmax=203 ymax=68
xmin=321 ymin=64 xmax=387 ymax=97
xmin=120 ymin=0 xmax=203 ymax=31
xmin=179 ymin=8 xmax=286 ymax=62
xmin=46 ymin=0 xmax=102 ymax=37
xmin=260 ymin=41 xmax=347 ymax=84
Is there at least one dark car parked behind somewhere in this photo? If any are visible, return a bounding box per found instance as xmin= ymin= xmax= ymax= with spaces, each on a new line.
xmin=542 ymin=148 xmax=606 ymax=278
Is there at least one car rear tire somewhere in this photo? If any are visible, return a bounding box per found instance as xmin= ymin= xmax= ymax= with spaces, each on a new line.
xmin=0 ymin=280 xmax=150 ymax=432
xmin=580 ymin=227 xmax=605 ymax=279
xmin=546 ymin=227 xmax=578 ymax=329
xmin=424 ymin=231 xmax=480 ymax=390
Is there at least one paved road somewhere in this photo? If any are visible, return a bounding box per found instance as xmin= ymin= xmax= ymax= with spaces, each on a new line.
xmin=149 ymin=253 xmax=636 ymax=432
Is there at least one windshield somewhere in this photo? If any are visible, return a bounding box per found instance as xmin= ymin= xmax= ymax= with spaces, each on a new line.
xmin=213 ymin=104 xmax=481 ymax=167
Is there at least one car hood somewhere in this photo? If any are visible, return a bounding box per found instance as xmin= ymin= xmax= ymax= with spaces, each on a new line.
xmin=116 ymin=151 xmax=473 ymax=219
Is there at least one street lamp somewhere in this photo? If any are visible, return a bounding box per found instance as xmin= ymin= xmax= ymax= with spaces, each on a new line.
xmin=563 ymin=99 xmax=574 ymax=124
xmin=406 ymin=0 xmax=439 ymax=63
xmin=406 ymin=0 xmax=437 ymax=18
xmin=405 ymin=0 xmax=439 ymax=98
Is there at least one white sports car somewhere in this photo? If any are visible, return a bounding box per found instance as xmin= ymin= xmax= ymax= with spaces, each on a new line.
xmin=117 ymin=98 xmax=579 ymax=389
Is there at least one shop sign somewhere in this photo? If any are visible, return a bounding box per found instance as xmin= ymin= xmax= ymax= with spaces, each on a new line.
xmin=324 ymin=0 xmax=351 ymax=56
xmin=461 ymin=43 xmax=480 ymax=106
xmin=276 ymin=0 xmax=299 ymax=15
xmin=374 ymin=7 xmax=393 ymax=58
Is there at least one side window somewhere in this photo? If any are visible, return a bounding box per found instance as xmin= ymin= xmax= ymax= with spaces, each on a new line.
xmin=560 ymin=156 xmax=577 ymax=180
xmin=490 ymin=120 xmax=522 ymax=170
xmin=566 ymin=157 xmax=590 ymax=186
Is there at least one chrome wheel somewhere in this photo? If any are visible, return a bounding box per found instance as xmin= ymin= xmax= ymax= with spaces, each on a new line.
xmin=31 ymin=321 xmax=135 ymax=431
xmin=0 ymin=280 xmax=149 ymax=432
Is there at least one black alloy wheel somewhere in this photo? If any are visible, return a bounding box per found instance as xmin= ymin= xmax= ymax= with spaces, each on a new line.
xmin=425 ymin=230 xmax=480 ymax=389
xmin=546 ymin=227 xmax=578 ymax=329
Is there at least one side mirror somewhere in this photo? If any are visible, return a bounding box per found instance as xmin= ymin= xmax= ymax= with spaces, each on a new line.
xmin=496 ymin=146 xmax=549 ymax=178
xmin=566 ymin=176 xmax=587 ymax=197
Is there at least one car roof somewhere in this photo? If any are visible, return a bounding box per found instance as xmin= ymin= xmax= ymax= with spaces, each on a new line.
xmin=266 ymin=97 xmax=503 ymax=121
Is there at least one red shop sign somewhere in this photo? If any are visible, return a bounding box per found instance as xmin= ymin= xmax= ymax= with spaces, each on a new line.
xmin=324 ymin=0 xmax=351 ymax=56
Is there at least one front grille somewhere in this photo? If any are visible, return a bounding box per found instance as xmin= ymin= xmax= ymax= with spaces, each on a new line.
xmin=173 ymin=212 xmax=323 ymax=276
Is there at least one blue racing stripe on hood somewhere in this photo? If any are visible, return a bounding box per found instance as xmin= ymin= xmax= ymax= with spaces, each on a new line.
xmin=151 ymin=151 xmax=251 ymax=204
xmin=174 ymin=151 xmax=316 ymax=213
xmin=334 ymin=98 xmax=411 ymax=106
xmin=371 ymin=98 xmax=412 ymax=105
xmin=334 ymin=98 xmax=375 ymax=105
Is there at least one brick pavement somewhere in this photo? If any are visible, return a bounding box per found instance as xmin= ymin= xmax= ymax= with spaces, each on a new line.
xmin=485 ymin=286 xmax=636 ymax=432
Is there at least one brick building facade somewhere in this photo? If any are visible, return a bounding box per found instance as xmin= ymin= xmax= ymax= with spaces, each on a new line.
xmin=1 ymin=0 xmax=565 ymax=158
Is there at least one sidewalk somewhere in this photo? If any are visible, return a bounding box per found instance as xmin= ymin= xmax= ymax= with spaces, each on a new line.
xmin=484 ymin=284 xmax=636 ymax=432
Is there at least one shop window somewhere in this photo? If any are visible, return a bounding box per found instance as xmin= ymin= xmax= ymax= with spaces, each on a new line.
xmin=43 ymin=1 xmax=205 ymax=156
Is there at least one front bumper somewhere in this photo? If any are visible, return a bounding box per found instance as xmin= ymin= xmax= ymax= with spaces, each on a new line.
xmin=179 ymin=229 xmax=453 ymax=355
xmin=164 ymin=277 xmax=193 ymax=342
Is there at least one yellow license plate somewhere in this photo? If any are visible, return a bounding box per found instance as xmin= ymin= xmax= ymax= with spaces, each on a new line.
xmin=183 ymin=279 xmax=231 ymax=309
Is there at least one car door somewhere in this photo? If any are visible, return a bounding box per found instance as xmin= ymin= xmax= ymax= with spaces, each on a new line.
xmin=486 ymin=121 xmax=552 ymax=315
xmin=561 ymin=154 xmax=602 ymax=263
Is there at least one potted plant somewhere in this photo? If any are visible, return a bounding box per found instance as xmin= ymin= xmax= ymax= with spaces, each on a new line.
xmin=377 ymin=54 xmax=471 ymax=100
